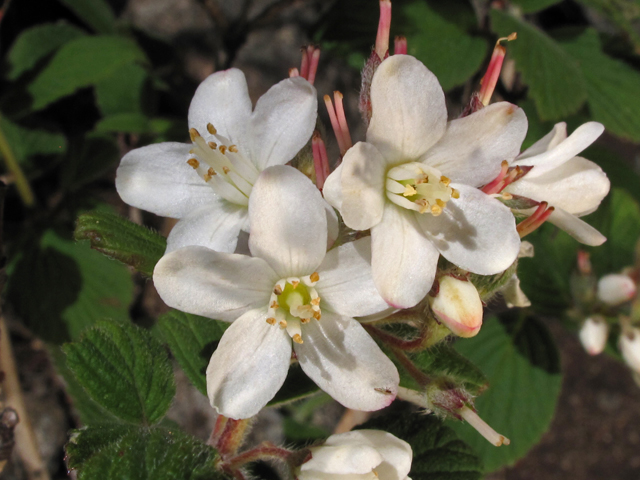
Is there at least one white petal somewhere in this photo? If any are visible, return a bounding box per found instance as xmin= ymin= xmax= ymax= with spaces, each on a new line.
xmin=506 ymin=157 xmax=610 ymax=216
xmin=512 ymin=122 xmax=604 ymax=177
xmin=116 ymin=142 xmax=217 ymax=218
xmin=249 ymin=165 xmax=327 ymax=277
xmin=153 ymin=246 xmax=277 ymax=322
xmin=188 ymin=68 xmax=252 ymax=149
xmin=597 ymin=274 xmax=636 ymax=306
xmin=517 ymin=122 xmax=567 ymax=160
xmin=423 ymin=102 xmax=528 ymax=188
xmin=367 ymin=55 xmax=447 ymax=164
xmin=295 ymin=312 xmax=399 ymax=411
xmin=326 ymin=201 xmax=339 ymax=249
xmin=371 ymin=204 xmax=440 ymax=308
xmin=340 ymin=142 xmax=387 ymax=230
xmin=501 ymin=274 xmax=531 ymax=308
xmin=316 ymin=238 xmax=390 ymax=318
xmin=620 ymin=329 xmax=640 ymax=373
xmin=325 ymin=430 xmax=412 ymax=480
xmin=165 ymin=201 xmax=248 ymax=253
xmin=248 ymin=76 xmax=317 ymax=171
xmin=579 ymin=317 xmax=609 ymax=355
xmin=298 ymin=472 xmax=374 ymax=480
xmin=206 ymin=308 xmax=291 ymax=419
xmin=546 ymin=206 xmax=606 ymax=246
xmin=301 ymin=444 xmax=382 ymax=475
xmin=323 ymin=163 xmax=343 ymax=211
xmin=418 ymin=184 xmax=520 ymax=275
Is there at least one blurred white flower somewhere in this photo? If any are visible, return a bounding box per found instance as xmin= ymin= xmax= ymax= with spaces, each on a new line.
xmin=153 ymin=166 xmax=398 ymax=419
xmin=324 ymin=55 xmax=524 ymax=308
xmin=579 ymin=316 xmax=609 ymax=355
xmin=297 ymin=430 xmax=412 ymax=480
xmin=620 ymin=328 xmax=640 ymax=373
xmin=597 ymin=273 xmax=637 ymax=306
xmin=116 ymin=68 xmax=317 ymax=254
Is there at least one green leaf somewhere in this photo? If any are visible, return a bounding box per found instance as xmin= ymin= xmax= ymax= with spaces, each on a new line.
xmin=574 ymin=0 xmax=640 ymax=50
xmin=58 ymin=0 xmax=117 ymax=34
xmin=7 ymin=22 xmax=86 ymax=80
xmin=64 ymin=320 xmax=175 ymax=425
xmin=0 ymin=116 xmax=66 ymax=164
xmin=95 ymin=63 xmax=148 ymax=116
xmin=360 ymin=409 xmax=482 ymax=479
xmin=559 ymin=28 xmax=640 ymax=142
xmin=95 ymin=113 xmax=150 ymax=134
xmin=75 ymin=210 xmax=167 ymax=277
xmin=268 ymin=364 xmax=320 ymax=407
xmin=155 ymin=310 xmax=228 ymax=396
xmin=490 ymin=9 xmax=587 ymax=120
xmin=400 ymin=0 xmax=488 ymax=90
xmin=509 ymin=0 xmax=562 ymax=13
xmin=517 ymin=224 xmax=579 ymax=316
xmin=7 ymin=230 xmax=134 ymax=343
xmin=585 ymin=146 xmax=640 ymax=205
xmin=28 ymin=35 xmax=146 ymax=111
xmin=452 ymin=314 xmax=562 ymax=472
xmin=61 ymin=133 xmax=119 ymax=190
xmin=66 ymin=424 xmax=223 ymax=479
xmin=583 ymin=188 xmax=640 ymax=275
xmin=400 ymin=346 xmax=488 ymax=396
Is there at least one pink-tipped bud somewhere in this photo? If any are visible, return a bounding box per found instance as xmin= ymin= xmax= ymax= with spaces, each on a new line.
xmin=375 ymin=0 xmax=392 ymax=61
xmin=620 ymin=328 xmax=640 ymax=373
xmin=394 ymin=35 xmax=407 ymax=55
xmin=579 ymin=316 xmax=609 ymax=355
xmin=597 ymin=274 xmax=637 ymax=306
xmin=429 ymin=276 xmax=483 ymax=338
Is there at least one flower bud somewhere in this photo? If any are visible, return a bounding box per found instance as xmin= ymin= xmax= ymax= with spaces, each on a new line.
xmin=297 ymin=430 xmax=412 ymax=480
xmin=578 ymin=316 xmax=608 ymax=355
xmin=597 ymin=274 xmax=636 ymax=306
xmin=620 ymin=328 xmax=640 ymax=373
xmin=429 ymin=276 xmax=483 ymax=338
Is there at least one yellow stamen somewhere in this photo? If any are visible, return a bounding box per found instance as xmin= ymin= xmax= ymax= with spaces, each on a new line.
xmin=436 ymin=199 xmax=445 ymax=208
xmin=279 ymin=320 xmax=287 ymax=329
xmin=206 ymin=123 xmax=217 ymax=135
xmin=431 ymin=204 xmax=443 ymax=216
xmin=403 ymin=185 xmax=417 ymax=197
xmin=440 ymin=175 xmax=450 ymax=186
xmin=187 ymin=158 xmax=199 ymax=169
xmin=311 ymin=297 xmax=320 ymax=306
xmin=222 ymin=166 xmax=230 ymax=174
xmin=189 ymin=128 xmax=200 ymax=142
xmin=229 ymin=145 xmax=238 ymax=153
xmin=293 ymin=334 xmax=303 ymax=344
xmin=291 ymin=280 xmax=300 ymax=289
xmin=270 ymin=301 xmax=279 ymax=309
xmin=266 ymin=317 xmax=276 ymax=325
xmin=313 ymin=311 xmax=321 ymax=320
xmin=219 ymin=145 xmax=227 ymax=155
xmin=451 ymin=188 xmax=460 ymax=199
xmin=274 ymin=285 xmax=283 ymax=295
xmin=310 ymin=272 xmax=320 ymax=283
xmin=208 ymin=141 xmax=217 ymax=150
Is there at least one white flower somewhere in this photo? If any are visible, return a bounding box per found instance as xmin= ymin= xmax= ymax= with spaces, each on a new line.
xmin=505 ymin=122 xmax=610 ymax=246
xmin=116 ymin=68 xmax=317 ymax=253
xmin=597 ymin=273 xmax=636 ymax=306
xmin=620 ymin=328 xmax=640 ymax=373
xmin=297 ymin=430 xmax=412 ymax=480
xmin=579 ymin=316 xmax=609 ymax=355
xmin=428 ymin=275 xmax=483 ymax=338
xmin=324 ymin=55 xmax=525 ymax=308
xmin=153 ymin=165 xmax=399 ymax=419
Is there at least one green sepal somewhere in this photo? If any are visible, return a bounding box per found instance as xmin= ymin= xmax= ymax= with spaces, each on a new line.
xmin=74 ymin=210 xmax=166 ymax=277
xmin=63 ymin=320 xmax=175 ymax=425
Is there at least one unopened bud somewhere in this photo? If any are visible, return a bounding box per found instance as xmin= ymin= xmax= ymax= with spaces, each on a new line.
xmin=597 ymin=274 xmax=636 ymax=306
xmin=578 ymin=316 xmax=608 ymax=355
xmin=429 ymin=276 xmax=483 ymax=338
xmin=620 ymin=328 xmax=640 ymax=373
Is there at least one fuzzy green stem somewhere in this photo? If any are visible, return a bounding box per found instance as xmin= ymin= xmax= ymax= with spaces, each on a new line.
xmin=0 ymin=114 xmax=34 ymax=206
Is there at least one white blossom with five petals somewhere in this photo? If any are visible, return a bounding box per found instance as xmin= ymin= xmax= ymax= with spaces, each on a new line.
xmin=296 ymin=430 xmax=412 ymax=480
xmin=116 ymin=68 xmax=317 ymax=253
xmin=323 ymin=55 xmax=525 ymax=308
xmin=153 ymin=165 xmax=399 ymax=419
xmin=505 ymin=122 xmax=610 ymax=246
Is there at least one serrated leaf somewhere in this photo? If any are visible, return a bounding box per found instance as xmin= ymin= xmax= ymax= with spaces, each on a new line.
xmin=359 ymin=410 xmax=482 ymax=479
xmin=586 ymin=146 xmax=640 ymax=205
xmin=452 ymin=314 xmax=562 ymax=472
xmin=28 ymin=35 xmax=146 ymax=111
xmin=491 ymin=9 xmax=587 ymax=120
xmin=61 ymin=133 xmax=119 ymax=190
xmin=64 ymin=320 xmax=175 ymax=425
xmin=58 ymin=0 xmax=117 ymax=34
xmin=0 ymin=116 xmax=66 ymax=164
xmin=95 ymin=113 xmax=150 ymax=134
xmin=155 ymin=310 xmax=228 ymax=396
xmin=75 ymin=210 xmax=166 ymax=277
xmin=517 ymin=224 xmax=579 ymax=316
xmin=559 ymin=28 xmax=640 ymax=142
xmin=66 ymin=424 xmax=222 ymax=480
xmin=509 ymin=0 xmax=562 ymax=13
xmin=400 ymin=346 xmax=488 ymax=396
xmin=7 ymin=22 xmax=86 ymax=80
xmin=583 ymin=188 xmax=640 ymax=275
xmin=7 ymin=230 xmax=134 ymax=343
xmin=95 ymin=63 xmax=148 ymax=116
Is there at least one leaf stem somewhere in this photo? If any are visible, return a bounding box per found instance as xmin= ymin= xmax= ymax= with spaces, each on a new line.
xmin=0 ymin=114 xmax=34 ymax=206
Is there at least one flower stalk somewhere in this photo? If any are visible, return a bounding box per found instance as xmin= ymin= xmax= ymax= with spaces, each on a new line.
xmin=0 ymin=114 xmax=34 ymax=206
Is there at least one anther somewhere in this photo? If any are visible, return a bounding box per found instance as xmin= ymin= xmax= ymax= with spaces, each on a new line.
xmin=313 ymin=311 xmax=321 ymax=320
xmin=451 ymin=189 xmax=460 ymax=199
xmin=293 ymin=334 xmax=303 ymax=344
xmin=301 ymin=318 xmax=310 ymax=324
xmin=270 ymin=301 xmax=279 ymax=309
xmin=311 ymin=297 xmax=320 ymax=306
xmin=187 ymin=158 xmax=199 ymax=169
xmin=436 ymin=199 xmax=445 ymax=208
xmin=189 ymin=128 xmax=200 ymax=142
xmin=274 ymin=285 xmax=283 ymax=295
xmin=403 ymin=185 xmax=417 ymax=197
xmin=219 ymin=145 xmax=227 ymax=155
xmin=206 ymin=123 xmax=217 ymax=135
xmin=431 ymin=205 xmax=443 ymax=216
xmin=440 ymin=176 xmax=451 ymax=186
xmin=310 ymin=272 xmax=320 ymax=283
xmin=229 ymin=145 xmax=238 ymax=153
xmin=266 ymin=317 xmax=276 ymax=325
xmin=208 ymin=141 xmax=217 ymax=150
xmin=291 ymin=280 xmax=300 ymax=289
xmin=279 ymin=320 xmax=287 ymax=329
xmin=222 ymin=166 xmax=230 ymax=174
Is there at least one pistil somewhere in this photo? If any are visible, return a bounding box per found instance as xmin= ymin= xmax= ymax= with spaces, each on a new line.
xmin=386 ymin=163 xmax=458 ymax=215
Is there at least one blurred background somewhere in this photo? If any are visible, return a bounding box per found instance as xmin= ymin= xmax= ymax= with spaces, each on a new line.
xmin=1 ymin=0 xmax=640 ymax=478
